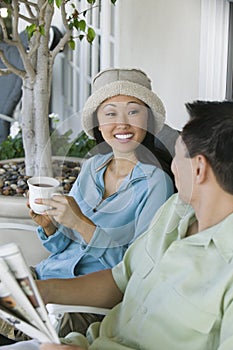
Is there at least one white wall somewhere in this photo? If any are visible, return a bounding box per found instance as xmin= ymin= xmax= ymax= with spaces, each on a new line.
xmin=115 ymin=0 xmax=202 ymax=130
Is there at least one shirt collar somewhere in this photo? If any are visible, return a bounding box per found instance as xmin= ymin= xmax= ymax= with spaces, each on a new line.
xmin=181 ymin=212 xmax=233 ymax=263
xmin=95 ymin=154 xmax=114 ymax=172
xmin=94 ymin=153 xmax=156 ymax=178
xmin=164 ymin=195 xmax=233 ymax=262
xmin=209 ymin=213 xmax=233 ymax=262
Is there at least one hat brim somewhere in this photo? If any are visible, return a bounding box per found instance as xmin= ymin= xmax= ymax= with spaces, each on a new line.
xmin=82 ymin=80 xmax=166 ymax=138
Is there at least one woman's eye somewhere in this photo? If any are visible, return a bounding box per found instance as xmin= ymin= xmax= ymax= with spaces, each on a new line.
xmin=105 ymin=112 xmax=116 ymax=117
xmin=128 ymin=109 xmax=139 ymax=115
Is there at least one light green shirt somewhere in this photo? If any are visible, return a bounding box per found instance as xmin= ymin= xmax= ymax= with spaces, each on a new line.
xmin=63 ymin=193 xmax=233 ymax=350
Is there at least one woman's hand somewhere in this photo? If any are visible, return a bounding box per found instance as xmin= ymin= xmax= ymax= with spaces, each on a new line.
xmin=28 ymin=206 xmax=57 ymax=237
xmin=35 ymin=195 xmax=96 ymax=243
xmin=40 ymin=344 xmax=86 ymax=350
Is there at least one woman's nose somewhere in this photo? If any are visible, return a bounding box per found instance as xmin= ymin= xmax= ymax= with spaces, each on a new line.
xmin=116 ymin=112 xmax=129 ymax=125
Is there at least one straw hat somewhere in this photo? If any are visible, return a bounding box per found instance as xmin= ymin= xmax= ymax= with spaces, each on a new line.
xmin=82 ymin=68 xmax=166 ymax=138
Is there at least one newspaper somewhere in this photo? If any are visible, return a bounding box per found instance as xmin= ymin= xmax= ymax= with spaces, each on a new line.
xmin=0 ymin=242 xmax=60 ymax=344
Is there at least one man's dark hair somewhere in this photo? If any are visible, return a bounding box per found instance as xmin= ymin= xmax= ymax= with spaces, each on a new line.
xmin=181 ymin=100 xmax=233 ymax=194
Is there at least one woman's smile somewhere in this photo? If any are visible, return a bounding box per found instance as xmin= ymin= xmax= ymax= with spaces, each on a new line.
xmin=114 ymin=133 xmax=134 ymax=141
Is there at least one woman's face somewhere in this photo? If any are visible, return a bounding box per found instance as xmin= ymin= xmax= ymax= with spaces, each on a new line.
xmin=96 ymin=95 xmax=148 ymax=155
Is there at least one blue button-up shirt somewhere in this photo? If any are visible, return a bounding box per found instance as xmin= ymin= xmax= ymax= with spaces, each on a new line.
xmin=35 ymin=153 xmax=174 ymax=279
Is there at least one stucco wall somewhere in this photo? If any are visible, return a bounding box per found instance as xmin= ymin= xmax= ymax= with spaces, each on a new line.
xmin=115 ymin=0 xmax=202 ymax=130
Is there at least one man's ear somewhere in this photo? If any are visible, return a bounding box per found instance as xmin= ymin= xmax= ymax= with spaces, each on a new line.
xmin=195 ymin=155 xmax=208 ymax=184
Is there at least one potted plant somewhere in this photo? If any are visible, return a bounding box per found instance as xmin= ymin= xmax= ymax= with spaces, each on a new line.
xmin=0 ymin=0 xmax=116 ymax=178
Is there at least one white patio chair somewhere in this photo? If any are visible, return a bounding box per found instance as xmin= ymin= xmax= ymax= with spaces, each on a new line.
xmin=46 ymin=303 xmax=110 ymax=333
xmin=0 ymin=222 xmax=49 ymax=266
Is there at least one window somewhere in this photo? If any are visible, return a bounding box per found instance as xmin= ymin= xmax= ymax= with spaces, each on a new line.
xmin=226 ymin=1 xmax=233 ymax=99
xmin=52 ymin=0 xmax=118 ymax=135
xmin=198 ymin=0 xmax=230 ymax=100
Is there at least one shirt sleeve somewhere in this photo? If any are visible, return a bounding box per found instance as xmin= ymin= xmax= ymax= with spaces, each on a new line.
xmin=37 ymin=225 xmax=72 ymax=253
xmin=219 ymin=287 xmax=233 ymax=349
xmin=133 ymin=169 xmax=174 ymax=241
xmin=111 ymin=231 xmax=148 ymax=293
xmin=36 ymin=159 xmax=90 ymax=254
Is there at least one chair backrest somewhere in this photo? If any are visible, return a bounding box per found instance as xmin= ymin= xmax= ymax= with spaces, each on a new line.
xmin=155 ymin=124 xmax=180 ymax=157
xmin=0 ymin=223 xmax=49 ymax=266
xmin=0 ymin=31 xmax=27 ymax=143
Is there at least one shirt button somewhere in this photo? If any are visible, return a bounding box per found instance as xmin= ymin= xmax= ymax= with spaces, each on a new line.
xmin=80 ymin=243 xmax=86 ymax=250
xmin=160 ymin=273 xmax=166 ymax=281
xmin=141 ymin=306 xmax=147 ymax=314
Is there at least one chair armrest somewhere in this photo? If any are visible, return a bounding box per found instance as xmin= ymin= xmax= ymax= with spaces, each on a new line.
xmin=46 ymin=303 xmax=110 ymax=317
xmin=46 ymin=303 xmax=110 ymax=333
xmin=0 ymin=113 xmax=14 ymax=123
xmin=0 ymin=223 xmax=37 ymax=231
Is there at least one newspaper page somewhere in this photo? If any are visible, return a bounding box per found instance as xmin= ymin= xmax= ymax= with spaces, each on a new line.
xmin=0 ymin=243 xmax=60 ymax=344
xmin=0 ymin=306 xmax=53 ymax=343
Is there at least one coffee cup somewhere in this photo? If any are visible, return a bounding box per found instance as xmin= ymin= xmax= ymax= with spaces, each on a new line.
xmin=27 ymin=176 xmax=61 ymax=214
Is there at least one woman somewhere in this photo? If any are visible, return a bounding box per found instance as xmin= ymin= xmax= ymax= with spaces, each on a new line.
xmin=33 ymin=68 xmax=173 ymax=280
xmin=0 ymin=68 xmax=174 ymax=342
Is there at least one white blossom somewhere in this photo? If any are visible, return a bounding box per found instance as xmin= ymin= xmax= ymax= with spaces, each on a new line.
xmin=10 ymin=121 xmax=21 ymax=138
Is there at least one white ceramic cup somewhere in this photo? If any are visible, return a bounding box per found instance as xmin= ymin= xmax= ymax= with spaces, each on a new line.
xmin=27 ymin=176 xmax=60 ymax=214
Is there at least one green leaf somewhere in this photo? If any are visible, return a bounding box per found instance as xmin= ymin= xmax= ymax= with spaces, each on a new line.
xmin=111 ymin=0 xmax=117 ymax=4
xmin=68 ymin=22 xmax=73 ymax=30
xmin=87 ymin=0 xmax=96 ymax=4
xmin=48 ymin=0 xmax=54 ymax=4
xmin=0 ymin=132 xmax=25 ymax=160
xmin=73 ymin=19 xmax=79 ymax=30
xmin=78 ymin=20 xmax=86 ymax=32
xmin=79 ymin=34 xmax=84 ymax=41
xmin=26 ymin=24 xmax=37 ymax=40
xmin=55 ymin=0 xmax=62 ymax=7
xmin=67 ymin=131 xmax=96 ymax=158
xmin=68 ymin=39 xmax=75 ymax=50
xmin=86 ymin=27 xmax=96 ymax=44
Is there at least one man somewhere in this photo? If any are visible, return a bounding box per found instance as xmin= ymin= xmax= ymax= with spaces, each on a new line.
xmin=2 ymin=100 xmax=233 ymax=350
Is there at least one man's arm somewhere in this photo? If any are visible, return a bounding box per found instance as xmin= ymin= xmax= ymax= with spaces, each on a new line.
xmin=37 ymin=269 xmax=123 ymax=309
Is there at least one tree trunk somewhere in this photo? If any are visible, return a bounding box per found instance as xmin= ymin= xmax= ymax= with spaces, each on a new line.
xmin=21 ymin=59 xmax=53 ymax=177
xmin=33 ymin=33 xmax=53 ymax=177
xmin=21 ymin=78 xmax=36 ymax=177
xmin=22 ymin=74 xmax=53 ymax=177
xmin=21 ymin=2 xmax=54 ymax=177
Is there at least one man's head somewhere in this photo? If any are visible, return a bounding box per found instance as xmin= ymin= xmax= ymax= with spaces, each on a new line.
xmin=174 ymin=101 xmax=233 ymax=198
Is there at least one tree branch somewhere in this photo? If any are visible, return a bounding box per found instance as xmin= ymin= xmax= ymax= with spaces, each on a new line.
xmin=0 ymin=50 xmax=26 ymax=78
xmin=50 ymin=2 xmax=71 ymax=60
xmin=18 ymin=13 xmax=37 ymax=24
xmin=0 ymin=68 xmax=12 ymax=77
xmin=23 ymin=0 xmax=38 ymax=18
xmin=0 ymin=17 xmax=9 ymax=40
xmin=6 ymin=0 xmax=36 ymax=81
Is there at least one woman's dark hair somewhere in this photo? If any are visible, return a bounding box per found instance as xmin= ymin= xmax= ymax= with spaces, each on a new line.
xmin=92 ymin=109 xmax=175 ymax=183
